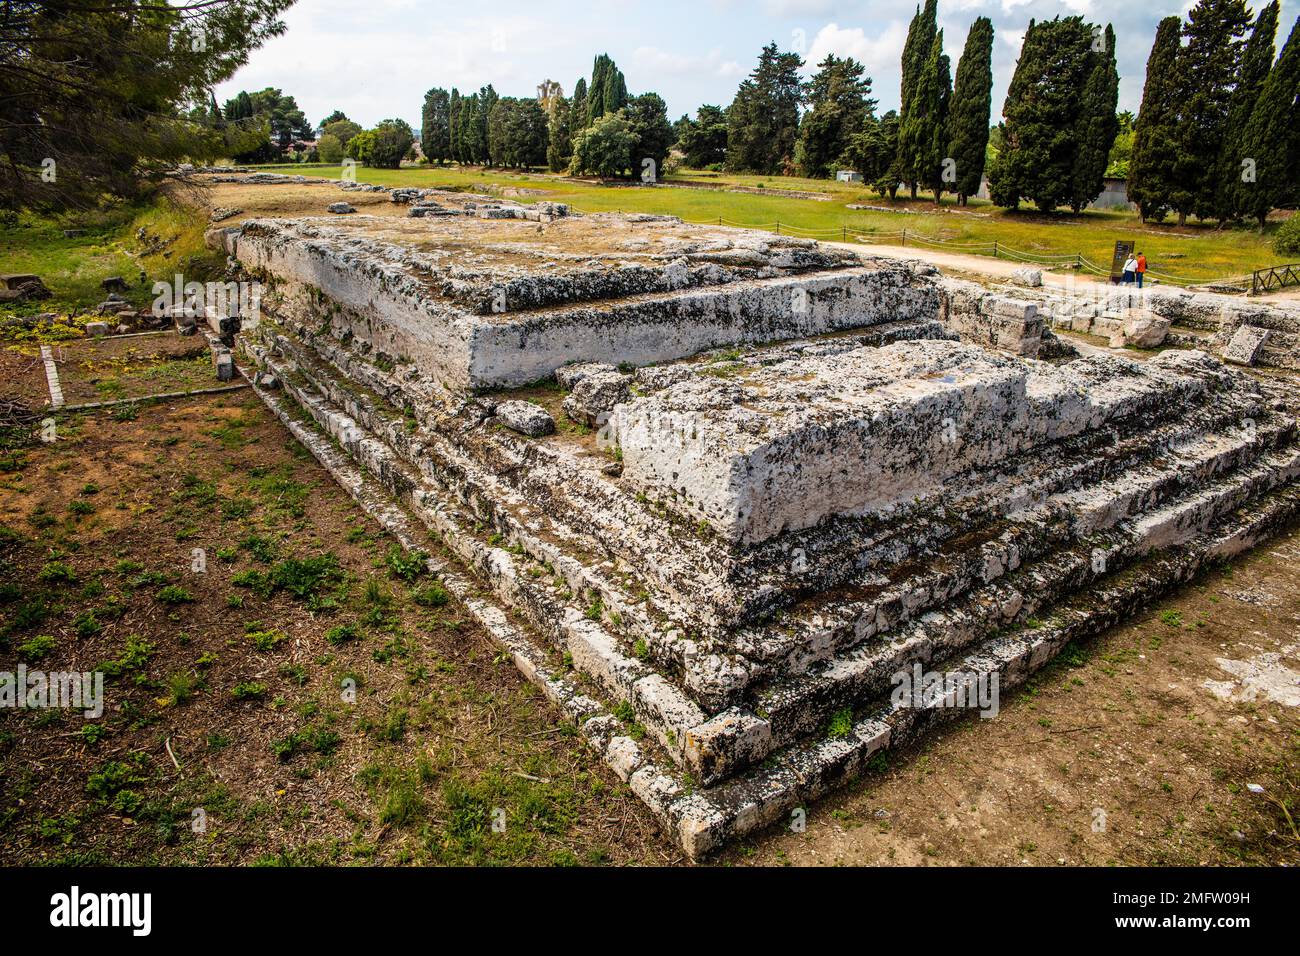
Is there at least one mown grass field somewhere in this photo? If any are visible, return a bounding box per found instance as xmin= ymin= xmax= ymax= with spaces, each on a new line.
xmin=257 ymin=163 xmax=1292 ymax=285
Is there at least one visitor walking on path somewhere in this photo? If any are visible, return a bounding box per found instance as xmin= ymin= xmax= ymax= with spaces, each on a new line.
xmin=1122 ymin=254 xmax=1138 ymax=284
xmin=1135 ymin=252 xmax=1147 ymax=289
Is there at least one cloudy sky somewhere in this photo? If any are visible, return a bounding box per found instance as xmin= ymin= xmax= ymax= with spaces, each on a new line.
xmin=213 ymin=0 xmax=1299 ymax=131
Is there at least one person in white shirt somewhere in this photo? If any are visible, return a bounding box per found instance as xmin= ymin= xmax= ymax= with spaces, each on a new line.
xmin=1121 ymin=254 xmax=1137 ymax=284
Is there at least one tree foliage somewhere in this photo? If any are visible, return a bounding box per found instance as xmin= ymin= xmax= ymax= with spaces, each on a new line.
xmin=988 ymin=16 xmax=1119 ymax=213
xmin=421 ymin=88 xmax=451 ymax=165
xmin=1170 ymin=0 xmax=1253 ymax=222
xmin=946 ymin=16 xmax=994 ymax=203
xmin=347 ymin=119 xmax=413 ymax=169
xmin=794 ymin=55 xmax=876 ymax=179
xmin=1 ymin=0 xmax=294 ymax=211
xmin=569 ymin=112 xmax=635 ymax=177
xmin=725 ymin=43 xmax=803 ymax=173
xmin=677 ymin=105 xmax=728 ymax=168
xmin=1237 ymin=14 xmax=1300 ymax=226
xmin=1128 ymin=17 xmax=1182 ymax=220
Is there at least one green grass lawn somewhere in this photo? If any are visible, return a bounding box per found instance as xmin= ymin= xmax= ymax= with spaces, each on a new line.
xmin=0 ymin=196 xmax=217 ymax=317
xmin=262 ymin=162 xmax=1289 ymax=285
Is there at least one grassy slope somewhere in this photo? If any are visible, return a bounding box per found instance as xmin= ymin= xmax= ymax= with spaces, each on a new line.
xmin=0 ymin=193 xmax=216 ymax=319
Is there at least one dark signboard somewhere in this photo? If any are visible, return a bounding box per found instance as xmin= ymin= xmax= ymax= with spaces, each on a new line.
xmin=1109 ymin=240 xmax=1134 ymax=284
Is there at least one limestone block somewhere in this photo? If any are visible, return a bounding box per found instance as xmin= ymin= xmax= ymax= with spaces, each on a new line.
xmin=1109 ymin=308 xmax=1170 ymax=349
xmin=563 ymin=371 xmax=631 ymax=428
xmin=1223 ymin=324 xmax=1272 ymax=366
xmin=556 ymin=362 xmax=617 ymax=390
xmin=494 ymin=400 xmax=555 ymax=437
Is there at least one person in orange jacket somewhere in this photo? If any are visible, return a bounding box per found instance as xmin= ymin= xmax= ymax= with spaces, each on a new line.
xmin=1135 ymin=252 xmax=1148 ymax=289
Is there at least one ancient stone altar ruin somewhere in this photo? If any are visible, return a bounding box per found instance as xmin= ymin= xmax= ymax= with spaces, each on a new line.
xmin=214 ymin=190 xmax=1300 ymax=858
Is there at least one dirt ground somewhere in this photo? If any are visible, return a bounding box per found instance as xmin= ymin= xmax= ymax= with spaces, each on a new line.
xmin=0 ymin=361 xmax=668 ymax=866
xmin=724 ymin=540 xmax=1300 ymax=866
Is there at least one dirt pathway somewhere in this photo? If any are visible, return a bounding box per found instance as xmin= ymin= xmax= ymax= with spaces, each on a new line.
xmin=833 ymin=240 xmax=1300 ymax=305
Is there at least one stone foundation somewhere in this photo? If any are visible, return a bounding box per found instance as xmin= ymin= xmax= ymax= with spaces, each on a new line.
xmin=214 ymin=195 xmax=1300 ymax=858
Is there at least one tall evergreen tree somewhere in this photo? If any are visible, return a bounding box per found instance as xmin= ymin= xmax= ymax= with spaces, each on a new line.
xmin=897 ymin=0 xmax=938 ymax=198
xmin=546 ymin=96 xmax=573 ymax=173
xmin=625 ymin=93 xmax=674 ymax=180
xmin=947 ymin=16 xmax=994 ymax=205
xmin=794 ymin=55 xmax=876 ymax=178
xmin=1069 ymin=24 xmax=1120 ymax=212
xmin=874 ymin=110 xmax=903 ymax=199
xmin=571 ymin=78 xmax=588 ymax=132
xmin=478 ymin=85 xmax=498 ymax=164
xmin=1171 ymin=0 xmax=1252 ymax=223
xmin=725 ymin=43 xmax=804 ymax=173
xmin=587 ymin=54 xmax=623 ymax=125
xmin=1238 ymin=14 xmax=1300 ymax=226
xmin=449 ymin=88 xmax=461 ymax=163
xmin=988 ymin=17 xmax=1098 ymax=211
xmin=421 ymin=88 xmax=451 ymax=165
xmin=604 ymin=68 xmax=628 ymax=116
xmin=1128 ymin=17 xmax=1182 ymax=221
xmin=1218 ymin=1 xmax=1280 ymax=220
xmin=899 ymin=29 xmax=950 ymax=202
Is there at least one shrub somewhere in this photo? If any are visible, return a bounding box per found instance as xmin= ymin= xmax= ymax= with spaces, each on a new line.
xmin=325 ymin=622 xmax=360 ymax=646
xmin=1275 ymin=216 xmax=1300 ymax=257
xmin=155 ymin=584 xmax=194 ymax=605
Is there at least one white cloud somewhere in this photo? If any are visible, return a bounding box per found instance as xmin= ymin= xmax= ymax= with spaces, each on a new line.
xmin=804 ymin=21 xmax=909 ymax=75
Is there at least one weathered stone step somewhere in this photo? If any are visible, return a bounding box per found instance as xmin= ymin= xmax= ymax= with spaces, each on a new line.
xmin=657 ymin=480 xmax=1300 ymax=857
xmin=260 ymin=315 xmax=1296 ymax=721
xmin=260 ymin=349 xmax=727 ymax=772
xmin=728 ymin=418 xmax=1292 ymax=683
xmin=680 ymin=446 xmax=1300 ymax=783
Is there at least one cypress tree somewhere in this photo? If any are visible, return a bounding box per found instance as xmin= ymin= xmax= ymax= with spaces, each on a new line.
xmin=1171 ymin=0 xmax=1252 ymax=223
xmin=1128 ymin=17 xmax=1181 ymax=221
xmin=571 ymin=77 xmax=588 ymax=132
xmin=588 ymin=55 xmax=612 ymax=125
xmin=988 ymin=17 xmax=1095 ymax=211
xmin=478 ymin=85 xmax=498 ymax=165
xmin=1219 ymin=1 xmax=1280 ymax=220
xmin=604 ymin=67 xmax=628 ymax=116
xmin=932 ymin=45 xmax=952 ymax=203
xmin=420 ymin=88 xmax=451 ymax=165
xmin=947 ymin=16 xmax=994 ymax=205
xmin=1069 ymin=24 xmax=1120 ymax=212
xmin=897 ymin=0 xmax=938 ymax=198
xmin=1238 ymin=15 xmax=1300 ymax=227
xmin=448 ymin=88 xmax=461 ymax=164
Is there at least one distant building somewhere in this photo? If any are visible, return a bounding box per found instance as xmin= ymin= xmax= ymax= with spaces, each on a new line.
xmin=1088 ymin=177 xmax=1136 ymax=211
xmin=836 ymin=170 xmax=863 ymax=183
